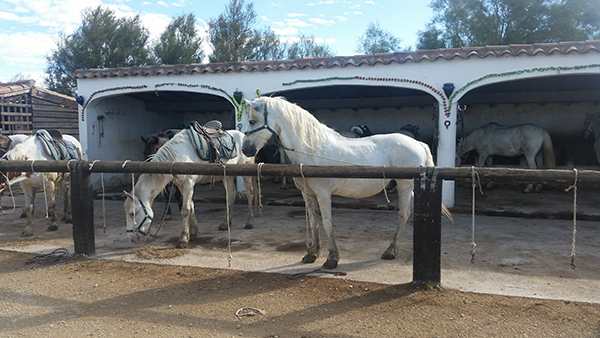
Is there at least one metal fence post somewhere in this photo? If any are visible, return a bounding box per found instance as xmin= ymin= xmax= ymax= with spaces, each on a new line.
xmin=412 ymin=170 xmax=443 ymax=285
xmin=70 ymin=160 xmax=95 ymax=255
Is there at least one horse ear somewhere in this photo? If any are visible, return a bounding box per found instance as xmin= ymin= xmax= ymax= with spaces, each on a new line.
xmin=141 ymin=136 xmax=147 ymax=143
xmin=247 ymin=100 xmax=262 ymax=112
xmin=124 ymin=191 xmax=133 ymax=201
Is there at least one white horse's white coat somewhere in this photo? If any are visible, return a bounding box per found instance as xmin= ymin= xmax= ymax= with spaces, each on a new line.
xmin=124 ymin=129 xmax=257 ymax=248
xmin=242 ymin=96 xmax=438 ymax=269
xmin=0 ymin=133 xmax=82 ymax=236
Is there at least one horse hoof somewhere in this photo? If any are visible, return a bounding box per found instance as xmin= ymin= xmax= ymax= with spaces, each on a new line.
xmin=20 ymin=212 xmax=27 ymax=219
xmin=302 ymin=254 xmax=317 ymax=264
xmin=381 ymin=252 xmax=396 ymax=260
xmin=244 ymin=224 xmax=254 ymax=230
xmin=218 ymin=224 xmax=228 ymax=231
xmin=21 ymin=231 xmax=33 ymax=237
xmin=46 ymin=225 xmax=58 ymax=232
xmin=176 ymin=241 xmax=188 ymax=249
xmin=322 ymin=259 xmax=338 ymax=269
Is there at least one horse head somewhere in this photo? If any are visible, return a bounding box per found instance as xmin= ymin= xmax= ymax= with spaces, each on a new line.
xmin=583 ymin=113 xmax=600 ymax=139
xmin=142 ymin=132 xmax=169 ymax=158
xmin=242 ymin=98 xmax=279 ymax=157
xmin=124 ymin=191 xmax=154 ymax=244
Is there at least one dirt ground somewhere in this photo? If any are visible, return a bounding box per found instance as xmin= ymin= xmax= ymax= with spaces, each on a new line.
xmin=1 ymin=178 xmax=600 ymax=337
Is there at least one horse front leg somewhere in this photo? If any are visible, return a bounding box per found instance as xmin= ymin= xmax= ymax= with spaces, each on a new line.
xmin=315 ymin=193 xmax=338 ymax=269
xmin=218 ymin=177 xmax=237 ymax=230
xmin=242 ymin=176 xmax=255 ymax=229
xmin=301 ymin=193 xmax=322 ymax=264
xmin=44 ymin=178 xmax=59 ymax=232
xmin=523 ymin=154 xmax=539 ymax=193
xmin=176 ymin=180 xmax=195 ymax=248
xmin=61 ymin=176 xmax=72 ymax=223
xmin=382 ymin=180 xmax=413 ymax=260
xmin=20 ymin=184 xmax=36 ymax=237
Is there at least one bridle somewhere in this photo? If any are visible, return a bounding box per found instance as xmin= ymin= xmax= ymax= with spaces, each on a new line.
xmin=244 ymin=103 xmax=286 ymax=149
xmin=126 ymin=196 xmax=153 ymax=236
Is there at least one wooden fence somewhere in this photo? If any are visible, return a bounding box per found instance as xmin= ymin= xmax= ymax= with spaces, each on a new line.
xmin=2 ymin=160 xmax=600 ymax=285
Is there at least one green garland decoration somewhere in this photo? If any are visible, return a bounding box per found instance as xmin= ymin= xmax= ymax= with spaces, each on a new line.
xmin=80 ymin=85 xmax=148 ymax=121
xmin=448 ymin=63 xmax=600 ymax=109
xmin=283 ymin=76 xmax=451 ymax=116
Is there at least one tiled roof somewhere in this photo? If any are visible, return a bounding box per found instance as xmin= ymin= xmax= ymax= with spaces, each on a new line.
xmin=0 ymin=80 xmax=75 ymax=101
xmin=75 ymin=40 xmax=600 ymax=79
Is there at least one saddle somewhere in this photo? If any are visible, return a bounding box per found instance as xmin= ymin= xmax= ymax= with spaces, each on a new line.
xmin=188 ymin=121 xmax=237 ymax=162
xmin=36 ymin=130 xmax=80 ymax=160
xmin=0 ymin=136 xmax=13 ymax=157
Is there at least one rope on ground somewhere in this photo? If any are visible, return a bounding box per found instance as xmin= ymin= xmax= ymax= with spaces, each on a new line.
xmin=565 ymin=168 xmax=578 ymax=269
xmin=288 ymin=268 xmax=347 ymax=279
xmin=235 ymin=307 xmax=266 ymax=318
xmin=26 ymin=248 xmax=71 ymax=265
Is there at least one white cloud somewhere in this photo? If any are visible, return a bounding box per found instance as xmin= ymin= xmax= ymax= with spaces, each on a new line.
xmin=157 ymin=1 xmax=168 ymax=7
xmin=287 ymin=13 xmax=307 ymax=17
xmin=139 ymin=12 xmax=172 ymax=40
xmin=0 ymin=11 xmax=19 ymax=21
xmin=171 ymin=0 xmax=186 ymax=7
xmin=310 ymin=18 xmax=334 ymax=25
xmin=325 ymin=38 xmax=336 ymax=43
xmin=333 ymin=16 xmax=347 ymax=22
xmin=272 ymin=27 xmax=299 ymax=36
xmin=285 ymin=18 xmax=311 ymax=27
xmin=318 ymin=0 xmax=335 ymax=4
xmin=354 ymin=11 xmax=362 ymax=14
xmin=365 ymin=1 xmax=375 ymax=4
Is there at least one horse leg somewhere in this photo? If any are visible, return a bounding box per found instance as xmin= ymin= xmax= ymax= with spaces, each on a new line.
xmin=382 ymin=180 xmax=413 ymax=260
xmin=523 ymin=153 xmax=538 ymax=193
xmin=242 ymin=176 xmax=255 ymax=229
xmin=20 ymin=184 xmax=36 ymax=237
xmin=218 ymin=177 xmax=237 ymax=230
xmin=20 ymin=187 xmax=35 ymax=218
xmin=301 ymin=193 xmax=322 ymax=264
xmin=176 ymin=180 xmax=195 ymax=248
xmin=315 ymin=193 xmax=339 ymax=269
xmin=44 ymin=178 xmax=59 ymax=232
xmin=61 ymin=176 xmax=72 ymax=223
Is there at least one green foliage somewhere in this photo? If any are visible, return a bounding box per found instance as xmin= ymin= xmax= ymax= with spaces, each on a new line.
xmin=356 ymin=21 xmax=403 ymax=54
xmin=285 ymin=34 xmax=335 ymax=59
xmin=44 ymin=6 xmax=152 ymax=96
xmin=152 ymin=13 xmax=204 ymax=65
xmin=418 ymin=0 xmax=600 ymax=49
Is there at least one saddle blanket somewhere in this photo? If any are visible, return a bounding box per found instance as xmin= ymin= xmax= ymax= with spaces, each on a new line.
xmin=36 ymin=130 xmax=80 ymax=160
xmin=187 ymin=122 xmax=237 ymax=162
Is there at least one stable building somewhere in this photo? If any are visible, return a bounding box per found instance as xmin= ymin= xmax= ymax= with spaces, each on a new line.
xmin=75 ymin=40 xmax=600 ymax=207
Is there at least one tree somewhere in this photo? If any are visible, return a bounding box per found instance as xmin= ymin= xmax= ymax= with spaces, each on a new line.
xmin=8 ymin=72 xmax=31 ymax=82
xmin=285 ymin=34 xmax=335 ymax=59
xmin=45 ymin=6 xmax=152 ymax=96
xmin=417 ymin=0 xmax=600 ymax=49
xmin=153 ymin=13 xmax=204 ymax=65
xmin=356 ymin=21 xmax=403 ymax=54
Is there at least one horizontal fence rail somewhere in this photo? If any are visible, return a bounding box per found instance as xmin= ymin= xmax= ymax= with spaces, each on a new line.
xmin=1 ymin=160 xmax=599 ymax=186
xmin=1 ymin=160 xmax=597 ymax=285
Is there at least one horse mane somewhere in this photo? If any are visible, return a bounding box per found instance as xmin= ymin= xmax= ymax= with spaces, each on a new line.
xmin=150 ymin=128 xmax=189 ymax=163
xmin=258 ymin=96 xmax=331 ymax=151
xmin=3 ymin=136 xmax=38 ymax=161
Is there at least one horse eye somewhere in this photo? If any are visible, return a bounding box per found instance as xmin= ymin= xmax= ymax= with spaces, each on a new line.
xmin=249 ymin=120 xmax=256 ymax=125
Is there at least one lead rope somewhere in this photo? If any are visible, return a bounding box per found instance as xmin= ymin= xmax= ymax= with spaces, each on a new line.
xmin=382 ymin=165 xmax=390 ymax=203
xmin=256 ymin=162 xmax=264 ymax=213
xmin=470 ymin=166 xmax=482 ymax=264
xmin=150 ymin=162 xmax=177 ymax=238
xmin=88 ymin=160 xmax=107 ymax=233
xmin=565 ymin=168 xmax=578 ymax=269
xmin=223 ymin=164 xmax=233 ymax=267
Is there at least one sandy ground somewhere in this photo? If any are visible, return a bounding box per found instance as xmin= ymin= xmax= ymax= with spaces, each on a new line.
xmin=1 ymin=178 xmax=600 ymax=336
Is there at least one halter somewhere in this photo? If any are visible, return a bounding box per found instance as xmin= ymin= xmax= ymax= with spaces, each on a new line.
xmin=126 ymin=196 xmax=153 ymax=236
xmin=244 ymin=103 xmax=283 ymax=147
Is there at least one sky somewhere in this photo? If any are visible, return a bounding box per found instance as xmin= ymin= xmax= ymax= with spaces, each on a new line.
xmin=0 ymin=0 xmax=434 ymax=88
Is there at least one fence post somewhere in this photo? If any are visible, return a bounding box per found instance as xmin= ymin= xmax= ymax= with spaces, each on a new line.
xmin=412 ymin=171 xmax=442 ymax=285
xmin=70 ymin=160 xmax=95 ymax=255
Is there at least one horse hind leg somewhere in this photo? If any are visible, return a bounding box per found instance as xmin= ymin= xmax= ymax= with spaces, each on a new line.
xmin=44 ymin=179 xmax=59 ymax=232
xmin=21 ymin=185 xmax=36 ymax=237
xmin=176 ymin=181 xmax=195 ymax=248
xmin=218 ymin=177 xmax=237 ymax=231
xmin=382 ymin=180 xmax=413 ymax=260
xmin=60 ymin=177 xmax=72 ymax=223
xmin=242 ymin=176 xmax=256 ymax=229
xmin=314 ymin=194 xmax=338 ymax=269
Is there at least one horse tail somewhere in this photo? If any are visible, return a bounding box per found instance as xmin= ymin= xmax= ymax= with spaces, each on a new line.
xmin=541 ymin=130 xmax=556 ymax=169
xmin=421 ymin=142 xmax=435 ymax=167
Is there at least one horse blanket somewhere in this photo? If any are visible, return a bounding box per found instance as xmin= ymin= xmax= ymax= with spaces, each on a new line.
xmin=187 ymin=121 xmax=237 ymax=162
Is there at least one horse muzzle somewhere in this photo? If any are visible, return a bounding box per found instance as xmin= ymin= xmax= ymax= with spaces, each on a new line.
xmin=128 ymin=232 xmax=147 ymax=245
xmin=242 ymin=141 xmax=258 ymax=157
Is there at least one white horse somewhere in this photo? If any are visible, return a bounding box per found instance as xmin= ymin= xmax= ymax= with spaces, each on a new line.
xmin=0 ymin=134 xmax=31 ymax=214
xmin=0 ymin=131 xmax=82 ymax=236
xmin=584 ymin=112 xmax=600 ymax=165
xmin=456 ymin=122 xmax=556 ymax=193
xmin=242 ymin=96 xmax=449 ymax=269
xmin=124 ymin=128 xmax=257 ymax=248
